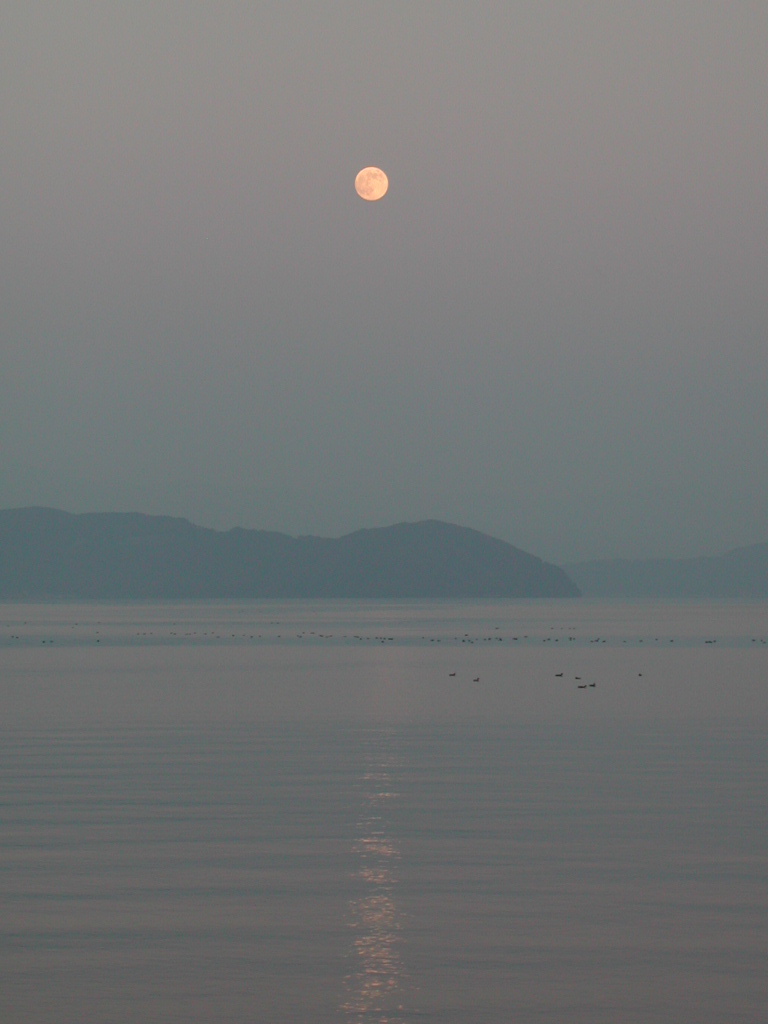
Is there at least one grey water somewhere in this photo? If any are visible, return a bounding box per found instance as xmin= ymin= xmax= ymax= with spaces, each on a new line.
xmin=1 ymin=600 xmax=766 ymax=1023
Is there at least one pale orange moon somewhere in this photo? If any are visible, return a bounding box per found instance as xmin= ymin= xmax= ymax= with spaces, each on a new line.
xmin=355 ymin=166 xmax=389 ymax=201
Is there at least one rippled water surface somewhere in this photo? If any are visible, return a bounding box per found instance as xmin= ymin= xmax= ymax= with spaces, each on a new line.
xmin=1 ymin=600 xmax=766 ymax=1022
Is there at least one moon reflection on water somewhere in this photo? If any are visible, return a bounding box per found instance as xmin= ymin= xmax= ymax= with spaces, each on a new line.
xmin=343 ymin=754 xmax=406 ymax=1023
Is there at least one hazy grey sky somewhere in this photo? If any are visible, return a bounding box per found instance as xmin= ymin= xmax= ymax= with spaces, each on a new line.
xmin=1 ymin=1 xmax=766 ymax=561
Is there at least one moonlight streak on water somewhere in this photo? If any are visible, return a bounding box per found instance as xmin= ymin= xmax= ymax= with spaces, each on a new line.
xmin=343 ymin=750 xmax=406 ymax=1024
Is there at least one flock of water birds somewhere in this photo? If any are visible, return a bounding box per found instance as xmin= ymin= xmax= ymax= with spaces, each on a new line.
xmin=4 ymin=618 xmax=766 ymax=693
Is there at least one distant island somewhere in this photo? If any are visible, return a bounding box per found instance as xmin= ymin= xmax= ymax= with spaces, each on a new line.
xmin=0 ymin=508 xmax=579 ymax=599
xmin=567 ymin=544 xmax=768 ymax=598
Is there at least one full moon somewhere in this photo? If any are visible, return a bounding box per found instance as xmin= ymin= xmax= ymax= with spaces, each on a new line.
xmin=355 ymin=166 xmax=389 ymax=201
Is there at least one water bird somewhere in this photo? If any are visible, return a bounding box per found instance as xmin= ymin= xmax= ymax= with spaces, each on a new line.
xmin=473 ymin=677 xmax=480 ymax=682
xmin=555 ymin=672 xmax=563 ymax=677
xmin=449 ymin=672 xmax=456 ymax=677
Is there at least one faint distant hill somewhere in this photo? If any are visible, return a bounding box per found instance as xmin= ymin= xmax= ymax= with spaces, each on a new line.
xmin=0 ymin=508 xmax=579 ymax=599
xmin=567 ymin=543 xmax=768 ymax=598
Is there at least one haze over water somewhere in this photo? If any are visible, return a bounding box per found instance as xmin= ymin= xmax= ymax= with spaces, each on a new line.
xmin=1 ymin=599 xmax=766 ymax=1022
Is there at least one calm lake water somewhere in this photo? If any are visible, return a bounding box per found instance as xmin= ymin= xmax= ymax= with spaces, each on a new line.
xmin=1 ymin=600 xmax=766 ymax=1023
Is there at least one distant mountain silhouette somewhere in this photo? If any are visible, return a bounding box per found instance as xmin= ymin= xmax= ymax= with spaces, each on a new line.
xmin=0 ymin=508 xmax=579 ymax=599
xmin=567 ymin=543 xmax=768 ymax=598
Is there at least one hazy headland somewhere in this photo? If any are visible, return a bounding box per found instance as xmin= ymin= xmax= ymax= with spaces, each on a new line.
xmin=0 ymin=507 xmax=577 ymax=600
xmin=567 ymin=543 xmax=768 ymax=598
